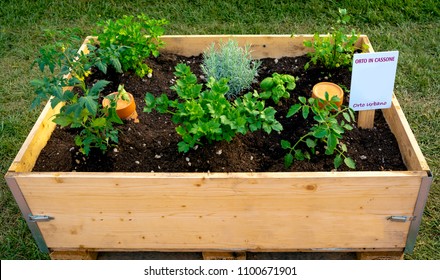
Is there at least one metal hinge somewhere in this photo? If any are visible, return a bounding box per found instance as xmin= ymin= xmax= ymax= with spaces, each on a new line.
xmin=28 ymin=215 xmax=54 ymax=222
xmin=387 ymin=215 xmax=416 ymax=223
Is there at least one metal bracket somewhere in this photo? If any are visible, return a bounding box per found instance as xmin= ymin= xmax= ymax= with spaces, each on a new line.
xmin=5 ymin=175 xmax=50 ymax=253
xmin=28 ymin=215 xmax=54 ymax=222
xmin=405 ymin=171 xmax=433 ymax=254
xmin=387 ymin=216 xmax=415 ymax=222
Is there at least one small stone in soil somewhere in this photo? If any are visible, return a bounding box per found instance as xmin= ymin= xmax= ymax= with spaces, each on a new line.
xmin=360 ymin=155 xmax=367 ymax=160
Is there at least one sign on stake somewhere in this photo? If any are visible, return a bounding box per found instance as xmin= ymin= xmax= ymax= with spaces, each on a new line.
xmin=350 ymin=51 xmax=399 ymax=128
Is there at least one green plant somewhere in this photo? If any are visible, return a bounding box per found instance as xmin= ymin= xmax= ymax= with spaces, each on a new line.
xmin=97 ymin=14 xmax=168 ymax=78
xmin=303 ymin=8 xmax=361 ymax=70
xmin=281 ymin=92 xmax=356 ymax=169
xmin=31 ymin=36 xmax=123 ymax=155
xmin=260 ymin=73 xmax=297 ymax=104
xmin=201 ymin=39 xmax=261 ymax=99
xmin=105 ymin=84 xmax=130 ymax=102
xmin=144 ymin=63 xmax=283 ymax=152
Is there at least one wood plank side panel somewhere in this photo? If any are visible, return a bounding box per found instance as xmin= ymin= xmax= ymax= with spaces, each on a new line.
xmin=17 ymin=172 xmax=422 ymax=251
xmin=8 ymin=102 xmax=62 ymax=173
xmin=382 ymin=95 xmax=430 ymax=171
xmin=161 ymin=35 xmax=311 ymax=58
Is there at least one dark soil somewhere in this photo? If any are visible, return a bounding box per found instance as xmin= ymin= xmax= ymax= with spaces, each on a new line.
xmin=33 ymin=53 xmax=406 ymax=172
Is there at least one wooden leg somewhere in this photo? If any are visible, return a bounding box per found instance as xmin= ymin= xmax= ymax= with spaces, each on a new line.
xmin=50 ymin=250 xmax=98 ymax=260
xmin=202 ymin=252 xmax=246 ymax=260
xmin=357 ymin=251 xmax=404 ymax=260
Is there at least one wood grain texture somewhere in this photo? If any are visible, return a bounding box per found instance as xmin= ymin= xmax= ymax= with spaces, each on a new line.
xmin=382 ymin=95 xmax=430 ymax=171
xmin=15 ymin=171 xmax=422 ymax=251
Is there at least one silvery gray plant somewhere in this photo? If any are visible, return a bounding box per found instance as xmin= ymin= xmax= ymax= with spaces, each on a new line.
xmin=201 ymin=39 xmax=261 ymax=99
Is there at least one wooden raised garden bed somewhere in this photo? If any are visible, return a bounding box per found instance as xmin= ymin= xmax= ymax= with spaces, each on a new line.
xmin=5 ymin=35 xmax=432 ymax=260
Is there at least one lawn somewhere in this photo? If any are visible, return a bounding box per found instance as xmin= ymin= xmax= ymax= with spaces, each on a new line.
xmin=1 ymin=0 xmax=438 ymax=259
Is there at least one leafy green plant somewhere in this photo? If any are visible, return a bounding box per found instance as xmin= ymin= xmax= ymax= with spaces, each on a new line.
xmin=281 ymin=92 xmax=356 ymax=169
xmin=97 ymin=14 xmax=168 ymax=78
xmin=144 ymin=63 xmax=283 ymax=152
xmin=31 ymin=35 xmax=123 ymax=155
xmin=201 ymin=39 xmax=261 ymax=99
xmin=260 ymin=73 xmax=297 ymax=104
xmin=303 ymin=8 xmax=361 ymax=70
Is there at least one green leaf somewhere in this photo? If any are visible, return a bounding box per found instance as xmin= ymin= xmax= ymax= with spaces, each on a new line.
xmin=177 ymin=141 xmax=191 ymax=153
xmin=260 ymin=77 xmax=274 ymax=90
xmin=306 ymin=138 xmax=316 ymax=148
xmin=302 ymin=105 xmax=310 ymax=119
xmin=53 ymin=115 xmax=73 ymax=127
xmin=294 ymin=149 xmax=305 ymax=160
xmin=344 ymin=157 xmax=356 ymax=169
xmin=334 ymin=154 xmax=343 ymax=169
xmin=259 ymin=91 xmax=272 ymax=100
xmin=271 ymin=121 xmax=283 ymax=132
xmin=342 ymin=112 xmax=351 ymax=122
xmin=281 ymin=140 xmax=291 ymax=149
xmin=284 ymin=153 xmax=293 ymax=168
xmin=144 ymin=92 xmax=156 ymax=109
xmin=89 ymin=80 xmax=110 ymax=97
xmin=91 ymin=117 xmax=106 ymax=128
xmin=287 ymin=104 xmax=301 ymax=118
xmin=326 ymin=133 xmax=338 ymax=154
xmin=79 ymin=96 xmax=98 ymax=115
xmin=313 ymin=127 xmax=328 ymax=138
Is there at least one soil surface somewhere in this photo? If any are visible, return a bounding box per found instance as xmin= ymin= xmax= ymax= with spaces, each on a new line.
xmin=33 ymin=53 xmax=406 ymax=172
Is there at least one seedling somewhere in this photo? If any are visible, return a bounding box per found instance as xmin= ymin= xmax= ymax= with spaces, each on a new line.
xmin=31 ymin=32 xmax=123 ymax=155
xmin=97 ymin=14 xmax=168 ymax=78
xmin=144 ymin=63 xmax=283 ymax=152
xmin=303 ymin=8 xmax=364 ymax=70
xmin=260 ymin=73 xmax=297 ymax=104
xmin=282 ymin=92 xmax=356 ymax=169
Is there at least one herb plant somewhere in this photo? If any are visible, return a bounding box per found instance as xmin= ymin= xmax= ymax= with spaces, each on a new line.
xmin=281 ymin=93 xmax=356 ymax=169
xmin=303 ymin=8 xmax=361 ymax=70
xmin=201 ymin=40 xmax=261 ymax=99
xmin=97 ymin=14 xmax=168 ymax=78
xmin=31 ymin=35 xmax=123 ymax=155
xmin=260 ymin=73 xmax=297 ymax=104
xmin=144 ymin=63 xmax=283 ymax=153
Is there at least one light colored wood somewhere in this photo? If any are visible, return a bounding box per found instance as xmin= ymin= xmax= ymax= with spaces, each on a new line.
xmin=203 ymin=252 xmax=246 ymax=260
xmin=15 ymin=171 xmax=422 ymax=251
xmin=5 ymin=35 xmax=430 ymax=254
xmin=357 ymin=110 xmax=375 ymax=129
xmin=357 ymin=251 xmax=404 ymax=260
xmin=160 ymin=34 xmax=373 ymax=59
xmin=382 ymin=94 xmax=430 ymax=171
xmin=50 ymin=250 xmax=97 ymax=260
xmin=8 ymin=101 xmax=63 ymax=173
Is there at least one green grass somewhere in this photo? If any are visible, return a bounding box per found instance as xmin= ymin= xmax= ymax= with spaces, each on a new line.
xmin=1 ymin=0 xmax=439 ymax=259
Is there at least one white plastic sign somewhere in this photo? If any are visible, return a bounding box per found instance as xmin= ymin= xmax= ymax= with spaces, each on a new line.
xmin=349 ymin=51 xmax=399 ymax=111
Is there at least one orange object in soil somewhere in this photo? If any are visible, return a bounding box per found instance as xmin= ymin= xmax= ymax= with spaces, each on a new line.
xmin=102 ymin=92 xmax=138 ymax=121
xmin=312 ymin=82 xmax=344 ymax=109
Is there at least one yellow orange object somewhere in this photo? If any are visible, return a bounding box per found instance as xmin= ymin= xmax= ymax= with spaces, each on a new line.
xmin=312 ymin=82 xmax=344 ymax=109
xmin=102 ymin=92 xmax=138 ymax=122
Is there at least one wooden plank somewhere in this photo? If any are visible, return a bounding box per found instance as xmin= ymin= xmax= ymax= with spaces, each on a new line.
xmin=161 ymin=34 xmax=372 ymax=59
xmin=50 ymin=250 xmax=97 ymax=260
xmin=357 ymin=251 xmax=404 ymax=260
xmin=203 ymin=252 xmax=246 ymax=260
xmin=15 ymin=171 xmax=422 ymax=251
xmin=161 ymin=34 xmax=311 ymax=58
xmin=8 ymin=101 xmax=62 ymax=173
xmin=382 ymin=95 xmax=430 ymax=171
